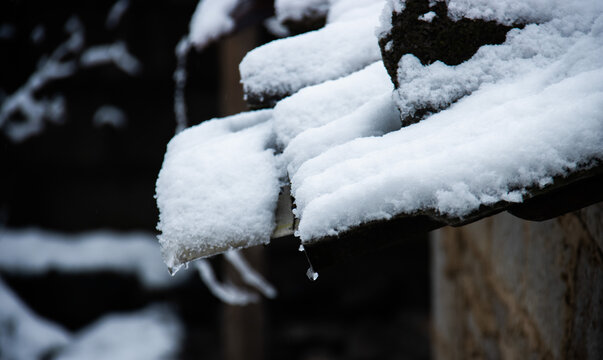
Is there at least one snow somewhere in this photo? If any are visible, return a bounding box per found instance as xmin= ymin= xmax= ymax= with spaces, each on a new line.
xmin=224 ymin=250 xmax=277 ymax=299
xmin=31 ymin=25 xmax=46 ymax=44
xmin=0 ymin=17 xmax=142 ymax=142
xmin=194 ymin=251 xmax=276 ymax=305
xmin=156 ymin=110 xmax=283 ymax=270
xmin=264 ymin=16 xmax=290 ymax=38
xmin=0 ymin=17 xmax=83 ymax=142
xmin=0 ymin=278 xmax=71 ymax=360
xmin=175 ymin=0 xmax=248 ymax=131
xmin=55 ymin=306 xmax=181 ymax=360
xmin=93 ymin=105 xmax=127 ymax=128
xmin=275 ymin=0 xmax=330 ymax=23
xmin=0 ymin=228 xmax=183 ymax=289
xmin=291 ymin=26 xmax=603 ymax=240
xmin=106 ymin=0 xmax=130 ymax=29
xmin=158 ymin=0 xmax=603 ymax=257
xmin=196 ymin=259 xmax=260 ymax=305
xmin=239 ymin=3 xmax=383 ymax=103
xmin=284 ymin=93 xmax=401 ymax=178
xmin=446 ymin=0 xmax=602 ymax=26
xmin=80 ymin=41 xmax=142 ymax=76
xmin=418 ymin=11 xmax=436 ymax=22
xmin=188 ymin=0 xmax=242 ymax=49
xmin=392 ymin=21 xmax=575 ymax=124
xmin=327 ymin=0 xmax=386 ymax=23
xmin=273 ymin=61 xmax=392 ymax=147
xmin=283 ymin=0 xmax=603 ymax=242
xmin=174 ymin=37 xmax=190 ymax=133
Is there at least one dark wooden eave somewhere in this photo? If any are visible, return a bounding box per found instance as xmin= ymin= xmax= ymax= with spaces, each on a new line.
xmin=298 ymin=164 xmax=603 ymax=274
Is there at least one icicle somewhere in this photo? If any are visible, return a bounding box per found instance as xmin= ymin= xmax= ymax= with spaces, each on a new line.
xmin=224 ymin=250 xmax=277 ymax=299
xmin=195 ymin=259 xmax=260 ymax=306
xmin=306 ymin=267 xmax=319 ymax=281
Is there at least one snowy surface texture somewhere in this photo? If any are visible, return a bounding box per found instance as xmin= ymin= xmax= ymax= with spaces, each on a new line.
xmin=328 ymin=0 xmax=387 ymax=23
xmin=0 ymin=278 xmax=71 ymax=360
xmin=240 ymin=2 xmax=384 ymax=102
xmin=273 ymin=61 xmax=392 ymax=147
xmin=158 ymin=0 xmax=603 ymax=256
xmin=290 ymin=0 xmax=603 ymax=241
xmin=275 ymin=0 xmax=329 ymax=23
xmin=156 ymin=110 xmax=282 ymax=269
xmin=188 ymin=0 xmax=242 ymax=49
xmin=0 ymin=229 xmax=182 ymax=289
xmin=283 ymin=92 xmax=400 ymax=178
xmin=55 ymin=306 xmax=181 ymax=360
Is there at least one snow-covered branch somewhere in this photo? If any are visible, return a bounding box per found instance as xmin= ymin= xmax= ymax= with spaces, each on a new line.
xmin=0 ymin=15 xmax=142 ymax=142
xmin=194 ymin=250 xmax=277 ymax=306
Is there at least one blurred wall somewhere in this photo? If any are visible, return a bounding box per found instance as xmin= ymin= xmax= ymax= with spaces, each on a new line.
xmin=432 ymin=203 xmax=603 ymax=359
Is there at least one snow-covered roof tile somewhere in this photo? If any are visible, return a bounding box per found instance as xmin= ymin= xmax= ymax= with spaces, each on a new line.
xmin=156 ymin=0 xmax=603 ymax=269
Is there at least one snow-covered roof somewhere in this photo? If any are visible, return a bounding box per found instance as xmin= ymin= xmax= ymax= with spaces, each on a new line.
xmin=156 ymin=0 xmax=603 ymax=271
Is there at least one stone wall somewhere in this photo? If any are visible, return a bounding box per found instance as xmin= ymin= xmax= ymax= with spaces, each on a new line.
xmin=432 ymin=202 xmax=602 ymax=359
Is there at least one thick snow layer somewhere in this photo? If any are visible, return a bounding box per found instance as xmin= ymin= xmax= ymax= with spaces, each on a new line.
xmin=393 ymin=22 xmax=575 ymax=123
xmin=284 ymin=93 xmax=401 ymax=178
xmin=275 ymin=0 xmax=330 ymax=23
xmin=240 ymin=4 xmax=383 ymax=102
xmin=156 ymin=110 xmax=282 ymax=270
xmin=55 ymin=306 xmax=181 ymax=360
xmin=291 ymin=24 xmax=603 ymax=240
xmin=446 ymin=0 xmax=603 ymax=26
xmin=159 ymin=0 xmax=602 ymax=254
xmin=273 ymin=61 xmax=392 ymax=147
xmin=0 ymin=278 xmax=71 ymax=360
xmin=188 ymin=0 xmax=242 ymax=49
xmin=327 ymin=0 xmax=386 ymax=23
xmin=0 ymin=229 xmax=182 ymax=288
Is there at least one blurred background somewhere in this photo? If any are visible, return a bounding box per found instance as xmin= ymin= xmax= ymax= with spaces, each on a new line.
xmin=0 ymin=1 xmax=430 ymax=359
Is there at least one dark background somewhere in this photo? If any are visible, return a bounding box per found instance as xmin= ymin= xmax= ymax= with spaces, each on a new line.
xmin=0 ymin=1 xmax=430 ymax=359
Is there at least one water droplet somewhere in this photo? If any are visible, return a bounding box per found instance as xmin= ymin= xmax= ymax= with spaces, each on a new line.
xmin=306 ymin=267 xmax=319 ymax=281
xmin=298 ymin=244 xmax=305 ymax=252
